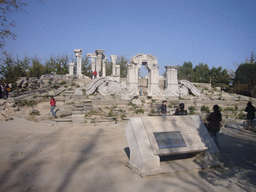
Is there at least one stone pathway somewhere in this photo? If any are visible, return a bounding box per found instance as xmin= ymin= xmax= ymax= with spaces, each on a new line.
xmin=0 ymin=118 xmax=255 ymax=192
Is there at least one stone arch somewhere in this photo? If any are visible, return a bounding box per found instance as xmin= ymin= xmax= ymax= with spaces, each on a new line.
xmin=127 ymin=54 xmax=160 ymax=96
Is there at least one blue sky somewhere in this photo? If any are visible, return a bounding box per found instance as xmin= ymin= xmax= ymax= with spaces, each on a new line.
xmin=2 ymin=0 xmax=256 ymax=75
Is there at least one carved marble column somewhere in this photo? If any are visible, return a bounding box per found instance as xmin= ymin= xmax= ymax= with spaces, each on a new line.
xmin=116 ymin=65 xmax=120 ymax=77
xmin=110 ymin=55 xmax=117 ymax=76
xmin=95 ymin=50 xmax=105 ymax=78
xmin=74 ymin=49 xmax=82 ymax=76
xmin=102 ymin=54 xmax=107 ymax=77
xmin=148 ymin=63 xmax=160 ymax=96
xmin=165 ymin=66 xmax=179 ymax=94
xmin=91 ymin=57 xmax=96 ymax=72
xmin=87 ymin=53 xmax=97 ymax=79
xmin=69 ymin=62 xmax=74 ymax=75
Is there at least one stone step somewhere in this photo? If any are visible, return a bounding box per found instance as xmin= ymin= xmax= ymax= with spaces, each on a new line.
xmin=53 ymin=119 xmax=72 ymax=122
xmin=82 ymin=100 xmax=93 ymax=103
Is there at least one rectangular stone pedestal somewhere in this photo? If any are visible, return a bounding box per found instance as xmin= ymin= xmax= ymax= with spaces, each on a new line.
xmin=125 ymin=116 xmax=222 ymax=177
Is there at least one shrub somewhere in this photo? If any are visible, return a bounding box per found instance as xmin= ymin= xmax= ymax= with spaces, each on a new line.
xmin=128 ymin=101 xmax=136 ymax=107
xmin=188 ymin=106 xmax=196 ymax=115
xmin=168 ymin=104 xmax=172 ymax=108
xmin=30 ymin=110 xmax=40 ymax=116
xmin=59 ymin=81 xmax=66 ymax=85
xmin=18 ymin=100 xmax=37 ymax=107
xmin=135 ymin=109 xmax=144 ymax=114
xmin=121 ymin=114 xmax=127 ymax=119
xmin=52 ymin=85 xmax=60 ymax=89
xmin=71 ymin=83 xmax=76 ymax=87
xmin=108 ymin=110 xmax=114 ymax=117
xmin=224 ymin=107 xmax=235 ymax=112
xmin=201 ymin=105 xmax=210 ymax=113
xmin=238 ymin=110 xmax=246 ymax=119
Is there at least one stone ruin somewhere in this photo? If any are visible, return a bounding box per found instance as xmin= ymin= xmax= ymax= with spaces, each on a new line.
xmin=69 ymin=50 xmax=201 ymax=100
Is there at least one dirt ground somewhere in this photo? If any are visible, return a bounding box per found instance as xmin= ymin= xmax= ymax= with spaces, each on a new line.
xmin=0 ymin=117 xmax=256 ymax=192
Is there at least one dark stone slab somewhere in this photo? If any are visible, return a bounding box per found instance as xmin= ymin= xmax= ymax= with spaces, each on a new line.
xmin=153 ymin=131 xmax=187 ymax=149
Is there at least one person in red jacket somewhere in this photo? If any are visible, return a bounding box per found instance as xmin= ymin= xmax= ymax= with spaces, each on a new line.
xmin=50 ymin=96 xmax=57 ymax=117
xmin=93 ymin=70 xmax=97 ymax=78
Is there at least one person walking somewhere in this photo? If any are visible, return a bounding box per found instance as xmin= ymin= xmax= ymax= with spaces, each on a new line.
xmin=50 ymin=96 xmax=57 ymax=118
xmin=3 ymin=83 xmax=9 ymax=99
xmin=0 ymin=84 xmax=3 ymax=99
xmin=207 ymin=105 xmax=222 ymax=149
xmin=158 ymin=101 xmax=167 ymax=116
xmin=245 ymin=101 xmax=255 ymax=130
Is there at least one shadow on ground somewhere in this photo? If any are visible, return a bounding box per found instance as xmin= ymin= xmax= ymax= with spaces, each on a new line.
xmin=0 ymin=128 xmax=64 ymax=192
xmin=199 ymin=127 xmax=256 ymax=191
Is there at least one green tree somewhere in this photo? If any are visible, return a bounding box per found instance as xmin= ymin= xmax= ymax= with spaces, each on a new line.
xmin=56 ymin=54 xmax=69 ymax=75
xmin=178 ymin=61 xmax=193 ymax=81
xmin=192 ymin=63 xmax=210 ymax=83
xmin=0 ymin=55 xmax=21 ymax=84
xmin=117 ymin=55 xmax=128 ymax=78
xmin=233 ymin=63 xmax=256 ymax=97
xmin=44 ymin=55 xmax=57 ymax=74
xmin=28 ymin=57 xmax=45 ymax=77
xmin=82 ymin=55 xmax=91 ymax=76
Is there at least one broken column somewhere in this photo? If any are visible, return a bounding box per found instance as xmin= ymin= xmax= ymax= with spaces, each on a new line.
xmin=69 ymin=62 xmax=74 ymax=75
xmin=165 ymin=66 xmax=179 ymax=94
xmin=102 ymin=54 xmax=107 ymax=77
xmin=95 ymin=50 xmax=105 ymax=78
xmin=110 ymin=55 xmax=117 ymax=76
xmin=74 ymin=49 xmax=82 ymax=76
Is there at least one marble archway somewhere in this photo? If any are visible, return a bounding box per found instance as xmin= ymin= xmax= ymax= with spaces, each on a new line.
xmin=127 ymin=54 xmax=160 ymax=96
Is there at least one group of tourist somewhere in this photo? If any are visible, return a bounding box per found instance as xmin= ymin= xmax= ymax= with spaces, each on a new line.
xmin=158 ymin=100 xmax=255 ymax=150
xmin=90 ymin=70 xmax=102 ymax=79
xmin=0 ymin=83 xmax=10 ymax=100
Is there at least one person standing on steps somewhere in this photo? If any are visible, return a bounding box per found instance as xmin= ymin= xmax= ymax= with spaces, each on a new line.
xmin=245 ymin=101 xmax=255 ymax=130
xmin=207 ymin=105 xmax=222 ymax=149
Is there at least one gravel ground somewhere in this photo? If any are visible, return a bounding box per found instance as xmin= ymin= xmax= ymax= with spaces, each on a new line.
xmin=0 ymin=117 xmax=255 ymax=192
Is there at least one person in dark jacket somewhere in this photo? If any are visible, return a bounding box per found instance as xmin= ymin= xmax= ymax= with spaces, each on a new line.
xmin=3 ymin=83 xmax=9 ymax=99
xmin=174 ymin=103 xmax=188 ymax=115
xmin=0 ymin=84 xmax=3 ymax=99
xmin=158 ymin=101 xmax=167 ymax=115
xmin=207 ymin=105 xmax=222 ymax=149
xmin=245 ymin=101 xmax=255 ymax=130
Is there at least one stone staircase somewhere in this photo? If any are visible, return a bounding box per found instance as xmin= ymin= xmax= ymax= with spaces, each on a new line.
xmin=82 ymin=77 xmax=106 ymax=95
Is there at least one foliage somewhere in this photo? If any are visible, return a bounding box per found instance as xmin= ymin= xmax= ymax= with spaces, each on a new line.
xmin=30 ymin=110 xmax=40 ymax=116
xmin=238 ymin=110 xmax=246 ymax=119
xmin=28 ymin=57 xmax=45 ymax=77
xmin=135 ymin=108 xmax=144 ymax=114
xmin=232 ymin=63 xmax=256 ymax=97
xmin=118 ymin=55 xmax=128 ymax=78
xmin=178 ymin=62 xmax=193 ymax=81
xmin=17 ymin=99 xmax=37 ymax=107
xmin=107 ymin=110 xmax=114 ymax=117
xmin=121 ymin=114 xmax=126 ymax=119
xmin=59 ymin=81 xmax=66 ymax=85
xmin=188 ymin=106 xmax=196 ymax=115
xmin=224 ymin=107 xmax=235 ymax=111
xmin=201 ymin=105 xmax=210 ymax=113
xmin=81 ymin=55 xmax=91 ymax=76
xmin=0 ymin=55 xmax=26 ymax=84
